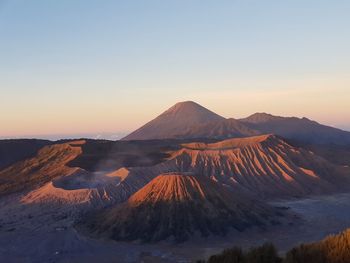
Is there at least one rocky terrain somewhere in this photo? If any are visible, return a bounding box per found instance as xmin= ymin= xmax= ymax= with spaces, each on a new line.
xmin=168 ymin=134 xmax=350 ymax=198
xmin=2 ymin=191 xmax=350 ymax=262
xmin=0 ymin=140 xmax=84 ymax=196
xmin=78 ymin=173 xmax=288 ymax=242
xmin=2 ymin=133 xmax=349 ymax=227
xmin=0 ymin=101 xmax=350 ymax=262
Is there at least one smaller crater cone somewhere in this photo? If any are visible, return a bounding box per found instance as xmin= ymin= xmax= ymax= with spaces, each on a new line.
xmin=78 ymin=173 xmax=284 ymax=243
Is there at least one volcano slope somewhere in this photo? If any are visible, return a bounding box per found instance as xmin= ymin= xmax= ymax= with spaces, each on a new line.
xmin=123 ymin=101 xmax=350 ymax=144
xmin=10 ymin=134 xmax=350 ymax=211
xmin=20 ymin=170 xmax=123 ymax=210
xmin=0 ymin=140 xmax=85 ymax=196
xmin=0 ymin=137 xmax=188 ymax=215
xmin=19 ymin=151 xmax=179 ymax=212
xmin=240 ymin=112 xmax=350 ymax=145
xmin=20 ymin=165 xmax=167 ymax=211
xmin=167 ymin=134 xmax=350 ymax=199
xmin=77 ymin=173 xmax=288 ymax=243
xmin=174 ymin=118 xmax=260 ymax=140
xmin=122 ymin=101 xmax=258 ymax=140
xmin=0 ymin=138 xmax=179 ymax=203
xmin=72 ymin=134 xmax=350 ymax=205
xmin=0 ymin=139 xmax=52 ymax=170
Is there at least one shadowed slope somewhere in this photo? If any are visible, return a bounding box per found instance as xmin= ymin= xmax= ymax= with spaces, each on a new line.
xmin=0 ymin=139 xmax=179 ymax=198
xmin=74 ymin=134 xmax=350 ymax=203
xmin=175 ymin=118 xmax=260 ymax=140
xmin=5 ymin=134 xmax=349 ymax=210
xmin=21 ymin=171 xmax=122 ymax=210
xmin=0 ymin=139 xmax=52 ymax=170
xmin=0 ymin=141 xmax=84 ymax=196
xmin=78 ymin=173 xmax=285 ymax=242
xmin=123 ymin=101 xmax=226 ymax=140
xmin=67 ymin=139 xmax=175 ymax=172
xmin=288 ymin=141 xmax=350 ymax=167
xmin=240 ymin=113 xmax=350 ymax=145
xmin=18 ymin=134 xmax=350 ymax=215
xmin=124 ymin=101 xmax=350 ymax=144
xmin=169 ymin=134 xmax=350 ymax=198
xmin=20 ymin=164 xmax=171 ymax=211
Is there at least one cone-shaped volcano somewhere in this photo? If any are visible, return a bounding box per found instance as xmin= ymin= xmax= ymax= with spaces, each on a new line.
xmin=78 ymin=173 xmax=285 ymax=242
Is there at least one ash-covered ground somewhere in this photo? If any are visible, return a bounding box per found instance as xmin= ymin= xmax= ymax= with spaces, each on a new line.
xmin=1 ymin=192 xmax=350 ymax=263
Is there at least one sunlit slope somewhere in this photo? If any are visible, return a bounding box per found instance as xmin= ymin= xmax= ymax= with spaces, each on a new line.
xmin=78 ymin=173 xmax=287 ymax=242
xmin=123 ymin=101 xmax=263 ymax=141
xmin=168 ymin=134 xmax=350 ymax=198
xmin=0 ymin=141 xmax=85 ymax=196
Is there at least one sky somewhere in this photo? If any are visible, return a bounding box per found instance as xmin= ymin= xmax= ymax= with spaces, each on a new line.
xmin=1 ymin=0 xmax=349 ymax=140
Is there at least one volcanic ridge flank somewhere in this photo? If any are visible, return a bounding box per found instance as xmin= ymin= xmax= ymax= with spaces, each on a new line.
xmin=77 ymin=172 xmax=288 ymax=242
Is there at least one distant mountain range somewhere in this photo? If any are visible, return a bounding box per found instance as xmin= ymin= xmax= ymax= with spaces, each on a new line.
xmin=1 ymin=100 xmax=350 ymax=245
xmin=123 ymin=101 xmax=350 ymax=145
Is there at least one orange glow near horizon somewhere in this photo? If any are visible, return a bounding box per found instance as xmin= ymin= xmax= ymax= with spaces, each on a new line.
xmin=2 ymin=1 xmax=350 ymax=139
xmin=1 ymin=75 xmax=350 ymax=138
xmin=2 ymin=91 xmax=349 ymax=139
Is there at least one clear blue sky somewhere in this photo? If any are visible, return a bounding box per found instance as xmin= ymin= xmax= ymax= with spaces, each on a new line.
xmin=1 ymin=0 xmax=349 ymax=139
